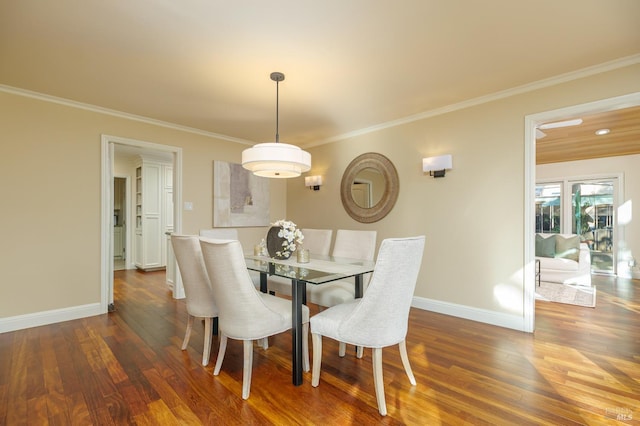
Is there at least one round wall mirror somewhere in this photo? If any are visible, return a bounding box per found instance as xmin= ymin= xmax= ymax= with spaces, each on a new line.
xmin=340 ymin=152 xmax=399 ymax=223
xmin=351 ymin=167 xmax=385 ymax=208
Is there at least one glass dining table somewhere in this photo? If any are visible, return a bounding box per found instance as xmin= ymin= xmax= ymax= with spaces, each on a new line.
xmin=244 ymin=253 xmax=375 ymax=386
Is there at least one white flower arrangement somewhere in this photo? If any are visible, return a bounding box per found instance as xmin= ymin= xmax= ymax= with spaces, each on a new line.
xmin=272 ymin=219 xmax=304 ymax=258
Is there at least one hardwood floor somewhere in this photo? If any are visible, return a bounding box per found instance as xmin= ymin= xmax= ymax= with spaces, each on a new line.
xmin=1 ymin=272 xmax=638 ymax=425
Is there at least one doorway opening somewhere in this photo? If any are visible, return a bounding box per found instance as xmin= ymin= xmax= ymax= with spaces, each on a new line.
xmin=101 ymin=135 xmax=183 ymax=314
xmin=524 ymin=92 xmax=640 ymax=332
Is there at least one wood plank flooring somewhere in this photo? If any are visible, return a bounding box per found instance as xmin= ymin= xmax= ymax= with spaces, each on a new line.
xmin=1 ymin=272 xmax=638 ymax=425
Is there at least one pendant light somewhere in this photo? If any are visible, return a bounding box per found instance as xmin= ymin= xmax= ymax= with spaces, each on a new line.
xmin=242 ymin=72 xmax=311 ymax=178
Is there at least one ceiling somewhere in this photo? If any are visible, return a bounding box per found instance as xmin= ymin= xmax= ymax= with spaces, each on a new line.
xmin=536 ymin=106 xmax=640 ymax=164
xmin=1 ymin=1 xmax=639 ymax=151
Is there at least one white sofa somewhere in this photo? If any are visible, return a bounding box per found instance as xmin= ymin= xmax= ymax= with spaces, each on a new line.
xmin=535 ymin=233 xmax=591 ymax=287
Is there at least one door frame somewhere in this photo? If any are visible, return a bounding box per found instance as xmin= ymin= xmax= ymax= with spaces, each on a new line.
xmin=524 ymin=92 xmax=640 ymax=332
xmin=100 ymin=135 xmax=184 ymax=314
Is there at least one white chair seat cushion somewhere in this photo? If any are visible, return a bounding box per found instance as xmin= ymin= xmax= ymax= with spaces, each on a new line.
xmin=307 ymin=280 xmax=355 ymax=307
xmin=269 ymin=277 xmax=358 ymax=308
xmin=310 ymin=300 xmax=362 ymax=345
xmin=219 ymin=292 xmax=309 ymax=341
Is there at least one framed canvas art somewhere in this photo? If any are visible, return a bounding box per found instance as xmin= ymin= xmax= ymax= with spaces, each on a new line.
xmin=213 ymin=161 xmax=270 ymax=227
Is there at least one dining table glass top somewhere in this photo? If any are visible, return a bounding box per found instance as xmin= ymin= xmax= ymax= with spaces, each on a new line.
xmin=244 ymin=253 xmax=375 ymax=284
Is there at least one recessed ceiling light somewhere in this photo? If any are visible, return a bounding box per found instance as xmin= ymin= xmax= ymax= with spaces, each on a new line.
xmin=595 ymin=128 xmax=610 ymax=136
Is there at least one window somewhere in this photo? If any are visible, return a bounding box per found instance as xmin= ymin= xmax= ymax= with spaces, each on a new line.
xmin=571 ymin=181 xmax=615 ymax=273
xmin=536 ymin=178 xmax=617 ymax=274
xmin=535 ymin=183 xmax=561 ymax=233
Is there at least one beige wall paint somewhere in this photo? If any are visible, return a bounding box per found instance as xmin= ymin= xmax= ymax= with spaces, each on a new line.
xmin=537 ymin=154 xmax=640 ymax=279
xmin=1 ymin=63 xmax=638 ymax=330
xmin=287 ymin=101 xmax=527 ymax=313
xmin=287 ymin=64 xmax=640 ymax=320
xmin=0 ymin=90 xmax=286 ymax=319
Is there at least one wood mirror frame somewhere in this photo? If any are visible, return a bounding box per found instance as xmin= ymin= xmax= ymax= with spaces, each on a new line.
xmin=340 ymin=152 xmax=399 ymax=223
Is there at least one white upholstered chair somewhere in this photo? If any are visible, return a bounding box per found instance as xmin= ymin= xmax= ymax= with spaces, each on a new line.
xmin=199 ymin=238 xmax=310 ymax=400
xmin=200 ymin=228 xmax=262 ymax=290
xmin=199 ymin=228 xmax=239 ymax=239
xmin=170 ymin=235 xmax=219 ymax=366
xmin=310 ymin=236 xmax=425 ymax=416
xmin=306 ymin=229 xmax=377 ymax=308
xmin=299 ymin=228 xmax=333 ymax=256
xmin=267 ymin=228 xmax=333 ymax=296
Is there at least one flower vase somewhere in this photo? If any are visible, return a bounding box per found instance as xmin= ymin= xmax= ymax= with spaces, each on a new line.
xmin=266 ymin=226 xmax=291 ymax=259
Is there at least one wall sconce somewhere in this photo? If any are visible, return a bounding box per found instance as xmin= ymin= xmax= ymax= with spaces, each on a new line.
xmin=305 ymin=175 xmax=323 ymax=190
xmin=422 ymin=154 xmax=452 ymax=178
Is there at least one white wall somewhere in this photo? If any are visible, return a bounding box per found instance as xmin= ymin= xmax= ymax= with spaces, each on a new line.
xmin=537 ymin=154 xmax=640 ymax=279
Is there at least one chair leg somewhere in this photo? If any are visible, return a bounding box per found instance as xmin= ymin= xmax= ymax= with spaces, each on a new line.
xmin=242 ymin=340 xmax=254 ymax=399
xmin=338 ymin=341 xmax=346 ymax=357
xmin=372 ymin=348 xmax=387 ymax=416
xmin=181 ymin=315 xmax=194 ymax=350
xmin=261 ymin=337 xmax=269 ymax=349
xmin=338 ymin=342 xmax=362 ymax=358
xmin=311 ymin=333 xmax=322 ymax=387
xmin=202 ymin=317 xmax=212 ymax=366
xmin=399 ymin=340 xmax=416 ymax=385
xmin=213 ymin=334 xmax=227 ymax=376
xmin=303 ymin=322 xmax=310 ymax=372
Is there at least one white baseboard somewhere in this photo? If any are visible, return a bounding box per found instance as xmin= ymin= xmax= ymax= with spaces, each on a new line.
xmin=0 ymin=303 xmax=103 ymax=333
xmin=411 ymin=296 xmax=528 ymax=332
xmin=2 ymin=297 xmax=530 ymax=334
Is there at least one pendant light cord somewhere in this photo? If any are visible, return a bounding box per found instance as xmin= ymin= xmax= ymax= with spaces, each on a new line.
xmin=275 ymin=77 xmax=280 ymax=143
xmin=270 ymin=71 xmax=285 ymax=144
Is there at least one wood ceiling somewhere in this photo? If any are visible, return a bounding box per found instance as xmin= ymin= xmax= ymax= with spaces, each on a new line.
xmin=536 ymin=105 xmax=640 ymax=164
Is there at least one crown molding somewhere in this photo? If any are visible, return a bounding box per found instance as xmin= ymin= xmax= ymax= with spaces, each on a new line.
xmin=3 ymin=54 xmax=639 ymax=148
xmin=0 ymin=84 xmax=254 ymax=146
xmin=309 ymin=54 xmax=640 ymax=147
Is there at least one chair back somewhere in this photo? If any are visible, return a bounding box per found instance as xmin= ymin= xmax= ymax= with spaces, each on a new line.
xmin=199 ymin=228 xmax=239 ymax=239
xmin=338 ymin=236 xmax=425 ymax=347
xmin=332 ymin=229 xmax=377 ymax=288
xmin=199 ymin=239 xmax=289 ymax=339
xmin=332 ymin=229 xmax=377 ymax=261
xmin=300 ymin=228 xmax=333 ymax=256
xmin=171 ymin=235 xmax=218 ymax=318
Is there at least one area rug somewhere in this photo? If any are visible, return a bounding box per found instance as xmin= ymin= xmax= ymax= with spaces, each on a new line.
xmin=535 ymin=282 xmax=596 ymax=307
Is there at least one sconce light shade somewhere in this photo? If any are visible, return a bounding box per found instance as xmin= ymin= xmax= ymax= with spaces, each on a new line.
xmin=422 ymin=154 xmax=452 ymax=178
xmin=304 ymin=175 xmax=323 ymax=190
